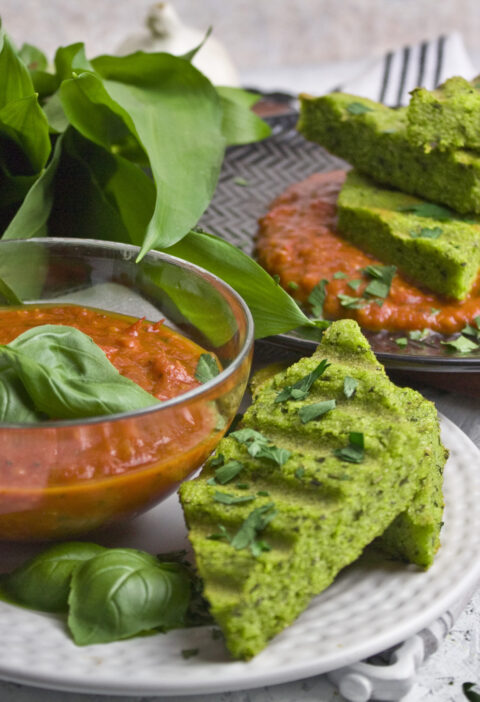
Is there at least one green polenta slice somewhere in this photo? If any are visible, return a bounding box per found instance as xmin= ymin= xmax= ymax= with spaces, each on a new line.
xmin=298 ymin=91 xmax=480 ymax=214
xmin=407 ymin=76 xmax=480 ymax=152
xmin=337 ymin=170 xmax=480 ymax=299
xmin=179 ymin=320 xmax=446 ymax=659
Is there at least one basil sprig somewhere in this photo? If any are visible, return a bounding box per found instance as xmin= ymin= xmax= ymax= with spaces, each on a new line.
xmin=0 ymin=543 xmax=192 ymax=646
xmin=0 ymin=324 xmax=159 ymax=421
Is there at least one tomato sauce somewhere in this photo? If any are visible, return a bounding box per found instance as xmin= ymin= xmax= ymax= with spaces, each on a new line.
xmin=256 ymin=171 xmax=480 ymax=334
xmin=0 ymin=305 xmax=227 ymax=540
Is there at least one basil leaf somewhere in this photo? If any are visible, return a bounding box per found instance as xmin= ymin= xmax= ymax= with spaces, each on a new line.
xmin=230 ymin=503 xmax=277 ymax=553
xmin=68 ymin=549 xmax=190 ymax=645
xmin=343 ymin=376 xmax=358 ymax=398
xmin=308 ymin=279 xmax=328 ymax=318
xmin=195 ymin=353 xmax=220 ymax=384
xmin=0 ymin=276 xmax=22 ymax=305
xmin=298 ymin=398 xmax=336 ymax=424
xmin=395 ymin=337 xmax=408 ymax=347
xmin=275 ymin=359 xmax=330 ymax=403
xmin=165 ymin=229 xmax=313 ymax=338
xmin=2 ymin=542 xmax=106 ymax=612
xmin=0 ymin=364 xmax=43 ymax=423
xmin=0 ymin=324 xmax=159 ymax=419
xmin=213 ymin=491 xmax=256 ymax=505
xmin=348 ymin=279 xmax=362 ymax=291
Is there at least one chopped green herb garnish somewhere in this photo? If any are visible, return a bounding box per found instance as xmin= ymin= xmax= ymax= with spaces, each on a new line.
xmin=362 ymin=264 xmax=396 ymax=300
xmin=333 ymin=271 xmax=347 ymax=279
xmin=395 ymin=337 xmax=408 ymax=347
xmin=343 ymin=376 xmax=358 ymax=398
xmin=430 ymin=308 xmax=440 ymax=316
xmin=294 ymin=467 xmax=305 ymax=479
xmin=441 ymin=335 xmax=479 ymax=353
xmin=308 ymin=279 xmax=329 ymax=318
xmin=299 ymin=399 xmax=336 ymax=424
xmin=250 ymin=539 xmax=272 ymax=557
xmin=181 ymin=648 xmax=199 ymax=659
xmin=397 ymin=202 xmax=454 ymax=220
xmin=461 ymin=323 xmax=480 ymax=339
xmin=195 ymin=354 xmax=220 ymax=384
xmin=257 ymin=490 xmax=270 ymax=496
xmin=287 ymin=281 xmax=299 ymax=290
xmin=346 ymin=102 xmax=373 ymax=115
xmin=213 ymin=459 xmax=245 ymax=485
xmin=408 ymin=328 xmax=430 ymax=341
xmin=233 ymin=177 xmax=249 ymax=187
xmin=207 ymin=524 xmax=231 ymax=541
xmin=348 ymin=279 xmax=362 ymax=291
xmin=230 ymin=503 xmax=277 ymax=554
xmin=337 ymin=294 xmax=366 ymax=309
xmin=334 ymin=432 xmax=364 ymax=463
xmin=275 ymin=358 xmax=330 ymax=403
xmin=230 ymin=428 xmax=291 ymax=466
xmin=409 ymin=226 xmax=443 ymax=239
xmin=213 ymin=491 xmax=256 ymax=505
xmin=236 ymin=482 xmax=250 ymax=490
xmin=210 ymin=454 xmax=224 ymax=468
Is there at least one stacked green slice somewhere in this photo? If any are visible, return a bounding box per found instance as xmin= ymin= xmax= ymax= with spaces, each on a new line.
xmin=180 ymin=320 xmax=446 ymax=659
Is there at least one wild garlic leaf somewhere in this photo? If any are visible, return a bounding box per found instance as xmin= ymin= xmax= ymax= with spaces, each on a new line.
xmin=298 ymin=399 xmax=336 ymax=424
xmin=195 ymin=353 xmax=220 ymax=384
xmin=0 ymin=324 xmax=159 ymax=419
xmin=68 ymin=549 xmax=190 ymax=645
xmin=275 ymin=358 xmax=330 ymax=403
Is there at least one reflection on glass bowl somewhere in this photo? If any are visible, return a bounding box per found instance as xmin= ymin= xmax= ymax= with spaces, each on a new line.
xmin=0 ymin=238 xmax=253 ymax=541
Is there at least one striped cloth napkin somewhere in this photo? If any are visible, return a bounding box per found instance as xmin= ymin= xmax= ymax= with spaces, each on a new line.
xmin=337 ymin=32 xmax=476 ymax=106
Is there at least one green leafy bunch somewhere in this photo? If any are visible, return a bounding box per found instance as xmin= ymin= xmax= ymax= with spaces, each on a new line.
xmin=0 ymin=24 xmax=320 ymax=339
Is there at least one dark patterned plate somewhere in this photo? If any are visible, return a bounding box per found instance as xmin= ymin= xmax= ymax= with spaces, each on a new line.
xmin=200 ymin=113 xmax=480 ymax=372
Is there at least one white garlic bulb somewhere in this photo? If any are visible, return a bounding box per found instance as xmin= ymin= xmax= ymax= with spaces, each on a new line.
xmin=116 ymin=2 xmax=240 ymax=86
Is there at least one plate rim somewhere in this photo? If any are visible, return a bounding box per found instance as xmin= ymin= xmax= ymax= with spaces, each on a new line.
xmin=0 ymin=415 xmax=479 ymax=696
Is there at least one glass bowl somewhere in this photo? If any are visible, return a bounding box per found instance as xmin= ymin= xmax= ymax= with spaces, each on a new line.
xmin=0 ymin=238 xmax=253 ymax=541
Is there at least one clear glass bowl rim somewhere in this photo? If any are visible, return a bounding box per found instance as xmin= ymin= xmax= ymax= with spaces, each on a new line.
xmin=0 ymin=237 xmax=254 ymax=429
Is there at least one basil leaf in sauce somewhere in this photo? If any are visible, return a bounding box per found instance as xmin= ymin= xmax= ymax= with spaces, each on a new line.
xmin=1 ymin=542 xmax=106 ymax=613
xmin=0 ymin=364 xmax=43 ymax=423
xmin=0 ymin=324 xmax=159 ymax=420
xmin=68 ymin=549 xmax=190 ymax=645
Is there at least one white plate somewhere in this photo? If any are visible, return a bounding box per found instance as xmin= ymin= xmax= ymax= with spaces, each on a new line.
xmin=0 ymin=415 xmax=479 ymax=697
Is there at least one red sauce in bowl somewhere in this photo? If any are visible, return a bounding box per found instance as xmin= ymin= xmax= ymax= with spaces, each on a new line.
xmin=256 ymin=171 xmax=480 ymax=334
xmin=0 ymin=304 xmax=227 ymax=540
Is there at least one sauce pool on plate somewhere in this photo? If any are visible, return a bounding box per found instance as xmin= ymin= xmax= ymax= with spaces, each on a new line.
xmin=256 ymin=170 xmax=480 ymax=334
